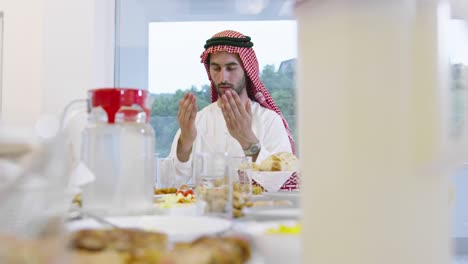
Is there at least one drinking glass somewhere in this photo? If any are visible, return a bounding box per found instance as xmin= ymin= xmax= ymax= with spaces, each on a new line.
xmin=227 ymin=156 xmax=252 ymax=197
xmin=227 ymin=155 xmax=252 ymax=218
xmin=193 ymin=152 xmax=232 ymax=219
xmin=154 ymin=154 xmax=176 ymax=189
xmin=153 ymin=153 xmax=160 ymax=188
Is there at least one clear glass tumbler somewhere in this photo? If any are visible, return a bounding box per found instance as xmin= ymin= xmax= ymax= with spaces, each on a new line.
xmin=154 ymin=154 xmax=175 ymax=189
xmin=227 ymin=155 xmax=252 ymax=197
xmin=193 ymin=152 xmax=232 ymax=219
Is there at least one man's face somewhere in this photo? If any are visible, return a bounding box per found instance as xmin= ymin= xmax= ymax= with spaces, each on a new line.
xmin=209 ymin=51 xmax=247 ymax=98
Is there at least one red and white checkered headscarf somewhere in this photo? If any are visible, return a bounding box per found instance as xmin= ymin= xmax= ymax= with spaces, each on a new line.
xmin=200 ymin=30 xmax=296 ymax=154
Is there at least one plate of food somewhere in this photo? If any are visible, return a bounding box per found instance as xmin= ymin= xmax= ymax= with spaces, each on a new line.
xmin=154 ymin=185 xmax=196 ymax=211
xmin=68 ymin=226 xmax=251 ymax=264
xmin=67 ymin=215 xmax=232 ymax=243
xmin=263 ymin=191 xmax=300 ymax=197
xmin=243 ymin=208 xmax=301 ymax=221
xmin=154 ymin=187 xmax=178 ymax=195
xmin=263 ymin=191 xmax=300 ymax=206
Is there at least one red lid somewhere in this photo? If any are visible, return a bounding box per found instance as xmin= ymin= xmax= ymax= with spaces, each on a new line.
xmin=88 ymin=88 xmax=150 ymax=123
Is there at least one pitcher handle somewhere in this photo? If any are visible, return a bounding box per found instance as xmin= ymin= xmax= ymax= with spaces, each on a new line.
xmin=59 ymin=98 xmax=88 ymax=131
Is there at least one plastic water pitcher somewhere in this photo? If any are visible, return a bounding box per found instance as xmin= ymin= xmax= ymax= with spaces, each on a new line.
xmin=80 ymin=88 xmax=155 ymax=216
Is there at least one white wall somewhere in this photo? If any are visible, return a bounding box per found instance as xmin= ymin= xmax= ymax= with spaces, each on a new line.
xmin=0 ymin=0 xmax=114 ymax=127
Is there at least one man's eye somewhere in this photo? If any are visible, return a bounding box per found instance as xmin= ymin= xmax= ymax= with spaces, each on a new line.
xmin=227 ymin=66 xmax=237 ymax=71
xmin=211 ymin=66 xmax=220 ymax=71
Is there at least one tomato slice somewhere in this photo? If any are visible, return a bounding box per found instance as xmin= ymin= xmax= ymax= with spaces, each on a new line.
xmin=176 ymin=189 xmax=194 ymax=197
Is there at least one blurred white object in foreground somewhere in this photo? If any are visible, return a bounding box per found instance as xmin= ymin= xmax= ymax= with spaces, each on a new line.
xmin=296 ymin=0 xmax=466 ymax=263
xmin=0 ymin=122 xmax=73 ymax=238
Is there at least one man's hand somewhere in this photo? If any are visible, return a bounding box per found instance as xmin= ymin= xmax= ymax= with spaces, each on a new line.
xmin=177 ymin=93 xmax=198 ymax=162
xmin=220 ymin=90 xmax=258 ymax=150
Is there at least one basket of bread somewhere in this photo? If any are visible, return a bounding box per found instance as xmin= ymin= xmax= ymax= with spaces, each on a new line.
xmin=251 ymin=152 xmax=300 ymax=192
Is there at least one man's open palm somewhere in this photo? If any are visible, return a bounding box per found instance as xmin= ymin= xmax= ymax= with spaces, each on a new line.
xmin=177 ymin=93 xmax=198 ymax=147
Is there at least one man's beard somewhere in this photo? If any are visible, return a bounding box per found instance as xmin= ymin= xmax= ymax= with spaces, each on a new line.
xmin=215 ymin=78 xmax=246 ymax=97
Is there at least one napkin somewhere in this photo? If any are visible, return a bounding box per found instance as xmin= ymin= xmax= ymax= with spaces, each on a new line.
xmin=68 ymin=162 xmax=95 ymax=188
xmin=279 ymin=172 xmax=301 ymax=191
xmin=252 ymin=171 xmax=297 ymax=192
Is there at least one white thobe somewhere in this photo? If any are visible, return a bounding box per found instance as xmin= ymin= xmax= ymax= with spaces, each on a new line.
xmin=164 ymin=100 xmax=292 ymax=186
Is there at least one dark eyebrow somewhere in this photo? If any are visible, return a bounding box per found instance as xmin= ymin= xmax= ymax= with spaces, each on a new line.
xmin=210 ymin=62 xmax=239 ymax=67
xmin=225 ymin=62 xmax=239 ymax=67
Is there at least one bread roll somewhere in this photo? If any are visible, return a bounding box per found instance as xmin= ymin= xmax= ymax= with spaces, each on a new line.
xmin=258 ymin=152 xmax=299 ymax=171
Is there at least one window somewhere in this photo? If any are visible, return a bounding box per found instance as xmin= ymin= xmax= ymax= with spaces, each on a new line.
xmin=147 ymin=20 xmax=296 ymax=156
xmin=449 ymin=18 xmax=468 ymax=261
xmin=114 ymin=0 xmax=297 ymax=157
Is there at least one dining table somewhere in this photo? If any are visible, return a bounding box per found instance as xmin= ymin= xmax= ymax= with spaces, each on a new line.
xmin=65 ymin=190 xmax=302 ymax=264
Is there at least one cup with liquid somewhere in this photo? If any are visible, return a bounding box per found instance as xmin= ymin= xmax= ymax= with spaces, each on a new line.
xmin=227 ymin=156 xmax=252 ymax=197
xmin=227 ymin=155 xmax=252 ymax=218
xmin=193 ymin=152 xmax=232 ymax=219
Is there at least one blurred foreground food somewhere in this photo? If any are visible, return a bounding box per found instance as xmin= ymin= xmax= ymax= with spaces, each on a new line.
xmin=69 ymin=228 xmax=251 ymax=264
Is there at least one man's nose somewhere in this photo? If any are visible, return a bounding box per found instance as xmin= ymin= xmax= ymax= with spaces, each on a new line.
xmin=220 ymin=68 xmax=229 ymax=82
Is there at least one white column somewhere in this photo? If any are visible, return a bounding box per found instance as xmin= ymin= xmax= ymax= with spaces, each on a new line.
xmin=297 ymin=1 xmax=453 ymax=263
